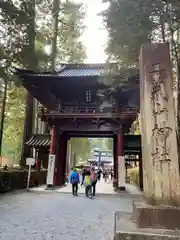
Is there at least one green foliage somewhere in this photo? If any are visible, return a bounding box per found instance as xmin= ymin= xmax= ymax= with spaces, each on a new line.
xmin=90 ymin=138 xmax=108 ymax=150
xmin=0 ymin=0 xmax=86 ymax=164
xmin=2 ymin=85 xmax=26 ymax=163
xmin=57 ymin=1 xmax=86 ymax=63
xmin=130 ymin=117 xmax=141 ymax=135
xmin=128 ymin=167 xmax=139 ymax=186
xmin=70 ymin=138 xmax=91 ymax=164
xmin=105 ymin=138 xmax=113 ymax=151
xmin=0 ymin=0 xmax=37 ymax=164
xmin=0 ymin=169 xmax=47 ymax=192
xmin=102 ymin=0 xmax=180 ymax=67
xmin=35 ymin=0 xmax=86 ymax=66
xmin=102 ymin=0 xmax=155 ymax=66
xmin=90 ymin=138 xmax=114 ymax=151
xmin=70 ymin=138 xmax=114 ymax=165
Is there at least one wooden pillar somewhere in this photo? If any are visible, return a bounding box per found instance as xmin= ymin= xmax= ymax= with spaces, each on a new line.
xmin=54 ymin=133 xmax=68 ymax=186
xmin=46 ymin=125 xmax=57 ymax=187
xmin=62 ymin=137 xmax=68 ymax=185
xmin=50 ymin=126 xmax=56 ymax=154
xmin=117 ymin=127 xmax=125 ymax=191
xmin=36 ymin=149 xmax=41 ymax=171
xmin=139 ymin=149 xmax=143 ymax=191
xmin=54 ymin=133 xmax=62 ymax=186
xmin=66 ymin=138 xmax=71 ymax=176
xmin=113 ymin=135 xmax=117 ymax=179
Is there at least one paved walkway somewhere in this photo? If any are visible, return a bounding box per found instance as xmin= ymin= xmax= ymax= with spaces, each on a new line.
xmin=31 ymin=179 xmax=141 ymax=196
xmin=0 ymin=190 xmax=135 ymax=240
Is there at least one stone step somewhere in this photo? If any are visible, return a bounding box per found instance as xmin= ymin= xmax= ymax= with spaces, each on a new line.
xmin=114 ymin=212 xmax=180 ymax=240
xmin=133 ymin=201 xmax=180 ymax=230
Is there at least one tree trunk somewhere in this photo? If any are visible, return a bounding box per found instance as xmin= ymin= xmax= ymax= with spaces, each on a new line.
xmin=51 ymin=0 xmax=60 ymax=70
xmin=0 ymin=78 xmax=8 ymax=164
xmin=21 ymin=0 xmax=36 ymax=166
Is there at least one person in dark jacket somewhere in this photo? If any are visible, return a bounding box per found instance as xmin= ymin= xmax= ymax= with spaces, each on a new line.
xmin=70 ymin=168 xmax=80 ymax=196
xmin=97 ymin=169 xmax=101 ymax=181
xmin=81 ymin=168 xmax=87 ymax=186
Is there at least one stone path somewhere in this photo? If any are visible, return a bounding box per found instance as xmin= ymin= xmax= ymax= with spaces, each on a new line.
xmin=0 ymin=190 xmax=135 ymax=240
xmin=32 ymin=179 xmax=141 ymax=196
xmin=57 ymin=179 xmax=116 ymax=195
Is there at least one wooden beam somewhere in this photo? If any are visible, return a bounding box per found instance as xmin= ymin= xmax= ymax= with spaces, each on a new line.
xmin=23 ymin=82 xmax=57 ymax=109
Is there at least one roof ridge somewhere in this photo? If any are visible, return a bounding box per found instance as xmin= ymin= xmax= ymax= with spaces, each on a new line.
xmin=57 ymin=63 xmax=106 ymax=70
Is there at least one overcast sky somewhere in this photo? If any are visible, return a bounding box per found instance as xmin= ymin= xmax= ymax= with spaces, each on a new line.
xmin=72 ymin=0 xmax=108 ymax=63
xmin=82 ymin=0 xmax=108 ymax=63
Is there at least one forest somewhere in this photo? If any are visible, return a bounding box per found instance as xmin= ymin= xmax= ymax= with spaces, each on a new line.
xmin=1 ymin=0 xmax=179 ymax=164
xmin=0 ymin=0 xmax=113 ymax=165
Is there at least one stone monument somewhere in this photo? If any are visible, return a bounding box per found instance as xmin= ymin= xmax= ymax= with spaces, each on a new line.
xmin=114 ymin=43 xmax=180 ymax=239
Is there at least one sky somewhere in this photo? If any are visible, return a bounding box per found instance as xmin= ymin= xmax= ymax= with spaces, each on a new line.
xmin=82 ymin=0 xmax=108 ymax=63
xmin=72 ymin=0 xmax=108 ymax=63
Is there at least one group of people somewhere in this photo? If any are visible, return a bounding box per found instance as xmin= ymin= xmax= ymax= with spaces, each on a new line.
xmin=102 ymin=168 xmax=114 ymax=182
xmin=69 ymin=167 xmax=98 ymax=199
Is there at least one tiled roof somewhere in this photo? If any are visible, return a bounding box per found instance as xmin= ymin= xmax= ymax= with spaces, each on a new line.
xmin=15 ymin=64 xmax=106 ymax=78
xmin=26 ymin=134 xmax=51 ymax=148
xmin=57 ymin=67 xmax=104 ymax=77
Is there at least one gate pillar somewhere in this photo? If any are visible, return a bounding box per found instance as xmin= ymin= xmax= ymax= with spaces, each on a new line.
xmin=113 ymin=135 xmax=117 ymax=181
xmin=35 ymin=149 xmax=41 ymax=171
xmin=62 ymin=137 xmax=68 ymax=185
xmin=139 ymin=149 xmax=143 ymax=191
xmin=54 ymin=133 xmax=63 ymax=186
xmin=117 ymin=127 xmax=125 ymax=191
xmin=46 ymin=125 xmax=57 ymax=187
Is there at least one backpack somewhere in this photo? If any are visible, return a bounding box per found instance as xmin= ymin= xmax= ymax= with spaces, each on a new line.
xmin=91 ymin=172 xmax=97 ymax=183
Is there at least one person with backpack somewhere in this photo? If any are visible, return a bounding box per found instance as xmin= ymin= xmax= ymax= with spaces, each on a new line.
xmin=85 ymin=170 xmax=92 ymax=199
xmin=70 ymin=168 xmax=80 ymax=196
xmin=91 ymin=167 xmax=97 ymax=197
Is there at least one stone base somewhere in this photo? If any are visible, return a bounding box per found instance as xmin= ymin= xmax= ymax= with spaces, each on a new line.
xmin=133 ymin=201 xmax=180 ymax=230
xmin=114 ymin=212 xmax=180 ymax=240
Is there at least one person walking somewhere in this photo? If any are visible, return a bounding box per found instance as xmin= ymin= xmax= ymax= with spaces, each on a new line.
xmin=91 ymin=168 xmax=97 ymax=197
xmin=104 ymin=169 xmax=108 ymax=182
xmin=110 ymin=168 xmax=114 ymax=180
xmin=81 ymin=168 xmax=87 ymax=186
xmin=70 ymin=168 xmax=80 ymax=196
xmin=85 ymin=170 xmax=92 ymax=199
xmin=97 ymin=168 xmax=101 ymax=181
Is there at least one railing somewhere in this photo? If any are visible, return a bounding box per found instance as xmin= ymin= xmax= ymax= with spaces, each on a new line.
xmin=38 ymin=105 xmax=138 ymax=119
xmin=58 ymin=106 xmax=116 ymax=114
xmin=42 ymin=105 xmax=117 ymax=114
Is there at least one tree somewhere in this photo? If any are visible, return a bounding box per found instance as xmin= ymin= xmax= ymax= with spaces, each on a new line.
xmin=102 ymin=0 xmax=180 ymax=66
xmin=105 ymin=138 xmax=113 ymax=151
xmin=70 ymin=138 xmax=92 ymax=165
xmin=0 ymin=0 xmax=86 ymax=164
xmin=102 ymin=0 xmax=180 ymax=136
xmin=57 ymin=1 xmax=86 ymax=63
xmin=35 ymin=0 xmax=86 ymax=66
xmin=0 ymin=0 xmax=37 ymax=164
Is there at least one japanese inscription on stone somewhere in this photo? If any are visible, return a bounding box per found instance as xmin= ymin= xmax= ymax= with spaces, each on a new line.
xmin=150 ymin=64 xmax=172 ymax=162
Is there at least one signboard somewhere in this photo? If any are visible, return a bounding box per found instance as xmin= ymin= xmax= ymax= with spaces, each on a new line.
xmin=118 ymin=156 xmax=125 ymax=188
xmin=26 ymin=158 xmax=35 ymax=190
xmin=93 ymin=151 xmax=112 ymax=157
xmin=26 ymin=158 xmax=35 ymax=166
xmin=46 ymin=154 xmax=56 ymax=185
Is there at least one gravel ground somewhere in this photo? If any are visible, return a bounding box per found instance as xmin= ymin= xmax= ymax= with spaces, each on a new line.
xmin=0 ymin=191 xmax=133 ymax=240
